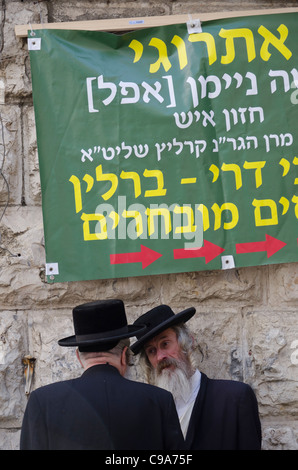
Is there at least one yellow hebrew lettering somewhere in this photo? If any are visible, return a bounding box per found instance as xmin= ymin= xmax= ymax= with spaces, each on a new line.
xmin=145 ymin=207 xmax=171 ymax=236
xmin=279 ymin=157 xmax=291 ymax=177
xmin=81 ymin=212 xmax=107 ymax=240
xmin=83 ymin=174 xmax=94 ymax=192
xmin=128 ymin=39 xmax=143 ymax=63
xmin=96 ymin=164 xmax=118 ymax=200
xmin=279 ymin=197 xmax=290 ymax=215
xmin=243 ymin=161 xmax=266 ymax=188
xmin=122 ymin=210 xmax=144 ymax=237
xmin=144 ymin=169 xmax=167 ymax=197
xmin=120 ymin=171 xmax=141 ymax=198
xmin=258 ymin=24 xmax=292 ymax=61
xmin=252 ymin=199 xmax=278 ymax=226
xmin=171 ymin=35 xmax=188 ymax=70
xmin=212 ymin=203 xmax=239 ymax=230
xmin=180 ymin=178 xmax=197 ymax=185
xmin=69 ymin=175 xmax=82 ymax=213
xmin=219 ymin=28 xmax=256 ymax=64
xmin=197 ymin=204 xmax=210 ymax=231
xmin=149 ymin=38 xmax=171 ymax=73
xmin=221 ymin=163 xmax=242 ymax=190
xmin=188 ymin=32 xmax=217 ymax=65
xmin=209 ymin=164 xmax=220 ymax=183
xmin=292 ymin=196 xmax=298 ymax=218
xmin=293 ymin=157 xmax=298 ymax=185
xmin=173 ymin=206 xmax=196 ymax=233
xmin=181 ymin=177 xmax=197 ymax=184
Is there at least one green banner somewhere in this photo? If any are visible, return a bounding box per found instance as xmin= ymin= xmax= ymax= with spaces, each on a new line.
xmin=29 ymin=12 xmax=298 ymax=283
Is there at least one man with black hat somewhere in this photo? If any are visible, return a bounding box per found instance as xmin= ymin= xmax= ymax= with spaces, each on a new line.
xmin=20 ymin=299 xmax=185 ymax=450
xmin=131 ymin=305 xmax=262 ymax=450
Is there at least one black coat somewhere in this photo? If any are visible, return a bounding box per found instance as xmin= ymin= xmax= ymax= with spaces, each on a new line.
xmin=20 ymin=364 xmax=184 ymax=450
xmin=185 ymin=373 xmax=262 ymax=450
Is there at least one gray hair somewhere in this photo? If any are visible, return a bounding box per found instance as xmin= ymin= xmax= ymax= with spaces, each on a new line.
xmin=78 ymin=338 xmax=131 ymax=367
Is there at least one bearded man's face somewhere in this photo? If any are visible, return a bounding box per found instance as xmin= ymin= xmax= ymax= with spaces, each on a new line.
xmin=144 ymin=328 xmax=194 ymax=402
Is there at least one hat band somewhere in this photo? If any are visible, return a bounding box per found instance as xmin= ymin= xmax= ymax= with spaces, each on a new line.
xmin=76 ymin=325 xmax=129 ymax=342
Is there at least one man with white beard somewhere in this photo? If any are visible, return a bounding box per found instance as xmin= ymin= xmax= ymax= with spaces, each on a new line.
xmin=131 ymin=305 xmax=262 ymax=450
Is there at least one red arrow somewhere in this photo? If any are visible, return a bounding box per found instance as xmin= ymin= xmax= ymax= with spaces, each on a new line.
xmin=173 ymin=240 xmax=225 ymax=264
xmin=110 ymin=245 xmax=162 ymax=269
xmin=236 ymin=234 xmax=286 ymax=258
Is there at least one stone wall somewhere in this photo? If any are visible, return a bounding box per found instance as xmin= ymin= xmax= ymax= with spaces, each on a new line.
xmin=1 ymin=0 xmax=298 ymax=450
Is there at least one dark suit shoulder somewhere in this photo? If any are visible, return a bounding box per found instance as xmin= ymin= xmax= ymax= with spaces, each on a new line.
xmin=209 ymin=377 xmax=252 ymax=390
xmin=125 ymin=378 xmax=175 ymax=402
xmin=202 ymin=373 xmax=258 ymax=404
xmin=28 ymin=377 xmax=80 ymax=402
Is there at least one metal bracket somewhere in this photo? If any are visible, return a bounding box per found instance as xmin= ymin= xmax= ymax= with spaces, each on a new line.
xmin=22 ymin=355 xmax=36 ymax=395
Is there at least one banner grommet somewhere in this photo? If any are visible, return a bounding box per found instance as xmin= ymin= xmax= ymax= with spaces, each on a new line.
xmin=28 ymin=37 xmax=41 ymax=51
xmin=221 ymin=255 xmax=235 ymax=270
xmin=46 ymin=263 xmax=59 ymax=276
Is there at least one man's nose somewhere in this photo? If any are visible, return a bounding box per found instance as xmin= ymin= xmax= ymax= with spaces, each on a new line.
xmin=156 ymin=349 xmax=168 ymax=362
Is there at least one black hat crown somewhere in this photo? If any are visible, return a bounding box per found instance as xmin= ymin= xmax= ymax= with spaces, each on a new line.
xmin=58 ymin=299 xmax=146 ymax=352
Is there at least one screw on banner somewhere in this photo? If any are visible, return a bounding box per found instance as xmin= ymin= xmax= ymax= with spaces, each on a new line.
xmin=187 ymin=14 xmax=202 ymax=34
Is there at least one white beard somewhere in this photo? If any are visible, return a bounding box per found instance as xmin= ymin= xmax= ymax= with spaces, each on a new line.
xmin=151 ymin=357 xmax=193 ymax=403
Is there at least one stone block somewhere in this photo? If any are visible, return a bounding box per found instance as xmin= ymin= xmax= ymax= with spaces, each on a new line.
xmin=268 ymin=262 xmax=298 ymax=305
xmin=22 ymin=105 xmax=41 ymax=205
xmin=3 ymin=1 xmax=48 ymax=102
xmin=49 ymin=1 xmax=170 ymax=22
xmin=262 ymin=425 xmax=298 ymax=450
xmin=186 ymin=307 xmax=243 ymax=381
xmin=27 ymin=309 xmax=82 ymax=390
xmin=158 ymin=266 xmax=265 ymax=306
xmin=172 ymin=1 xmax=298 ymax=15
xmin=0 ymin=105 xmax=23 ymax=205
xmin=244 ymin=309 xmax=298 ymax=416
xmin=0 ymin=310 xmax=28 ymax=425
xmin=0 ymin=429 xmax=20 ymax=450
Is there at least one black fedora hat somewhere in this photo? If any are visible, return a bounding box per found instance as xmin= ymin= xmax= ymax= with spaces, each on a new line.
xmin=130 ymin=304 xmax=196 ymax=355
xmin=58 ymin=299 xmax=146 ymax=352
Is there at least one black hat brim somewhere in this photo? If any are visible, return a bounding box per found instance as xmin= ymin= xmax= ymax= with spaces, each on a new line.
xmin=130 ymin=307 xmax=195 ymax=354
xmin=58 ymin=324 xmax=146 ymax=348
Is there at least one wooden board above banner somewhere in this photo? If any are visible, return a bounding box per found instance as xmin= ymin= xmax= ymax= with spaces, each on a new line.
xmin=14 ymin=8 xmax=298 ymax=38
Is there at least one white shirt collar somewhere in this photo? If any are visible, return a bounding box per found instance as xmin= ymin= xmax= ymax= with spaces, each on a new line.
xmin=175 ymin=369 xmax=201 ymax=438
xmin=175 ymin=369 xmax=201 ymax=411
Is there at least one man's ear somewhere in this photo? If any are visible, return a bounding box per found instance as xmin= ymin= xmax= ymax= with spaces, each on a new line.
xmin=76 ymin=348 xmax=84 ymax=368
xmin=121 ymin=346 xmax=128 ymax=366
